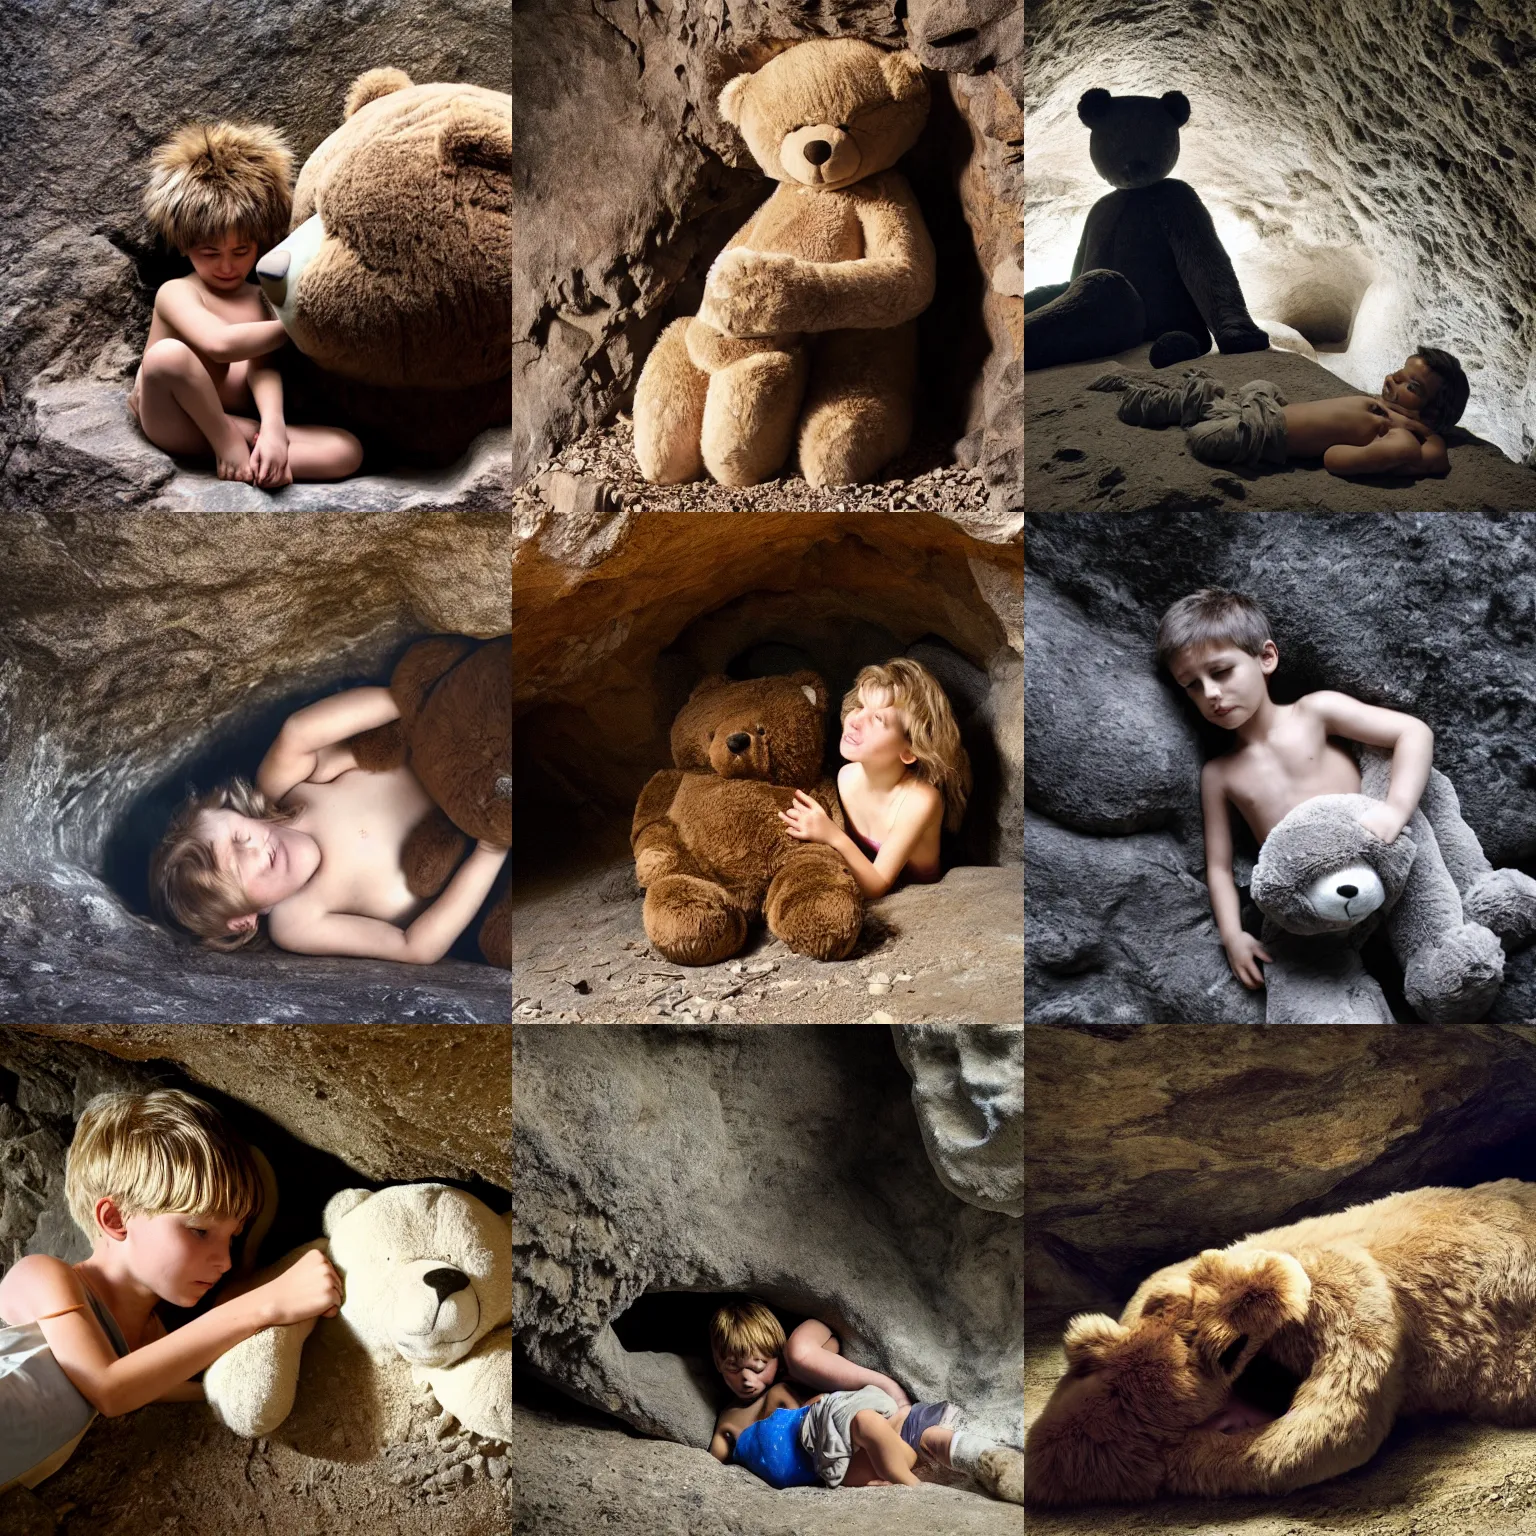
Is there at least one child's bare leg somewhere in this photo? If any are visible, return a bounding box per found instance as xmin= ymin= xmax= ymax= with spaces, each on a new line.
xmin=135 ymin=339 xmax=254 ymax=480
xmin=278 ymin=425 xmax=364 ymax=482
xmin=784 ymin=1320 xmax=910 ymax=1406
xmin=918 ymin=1424 xmax=954 ymax=1465
xmin=847 ymin=1409 xmax=920 ymax=1486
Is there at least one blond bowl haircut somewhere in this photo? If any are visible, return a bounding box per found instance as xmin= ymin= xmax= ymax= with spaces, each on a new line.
xmin=710 ymin=1299 xmax=787 ymax=1362
xmin=1154 ymin=587 xmax=1274 ymax=675
xmin=143 ymin=121 xmax=294 ymax=253
xmin=842 ymin=658 xmax=973 ymax=833
xmin=149 ymin=777 xmax=300 ymax=952
xmin=65 ymin=1090 xmax=260 ymax=1241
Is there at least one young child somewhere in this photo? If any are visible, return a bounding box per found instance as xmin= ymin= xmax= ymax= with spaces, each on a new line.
xmin=1158 ymin=588 xmax=1435 ymax=991
xmin=706 ymin=1298 xmax=1019 ymax=1500
xmin=131 ymin=122 xmax=363 ymax=486
xmin=1094 ymin=347 xmax=1469 ymax=477
xmin=150 ymin=685 xmax=508 ymax=962
xmin=0 ymin=1089 xmax=341 ymax=1493
xmin=778 ymin=658 xmax=971 ymax=897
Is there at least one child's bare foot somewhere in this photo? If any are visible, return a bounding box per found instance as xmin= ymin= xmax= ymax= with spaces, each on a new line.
xmin=214 ymin=426 xmax=254 ymax=482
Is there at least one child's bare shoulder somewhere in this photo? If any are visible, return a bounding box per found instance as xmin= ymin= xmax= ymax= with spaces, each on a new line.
xmin=0 ymin=1252 xmax=85 ymax=1320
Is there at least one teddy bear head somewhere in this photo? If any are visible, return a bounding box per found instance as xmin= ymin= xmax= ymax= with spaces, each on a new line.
xmin=718 ymin=38 xmax=928 ymax=193
xmin=1249 ymin=793 xmax=1418 ymax=936
xmin=1077 ymin=88 xmax=1190 ymax=190
xmin=669 ymin=671 xmax=829 ymax=788
xmin=1026 ymin=1248 xmax=1310 ymax=1505
xmin=256 ymin=69 xmax=512 ymax=390
xmin=323 ymin=1183 xmax=512 ymax=1372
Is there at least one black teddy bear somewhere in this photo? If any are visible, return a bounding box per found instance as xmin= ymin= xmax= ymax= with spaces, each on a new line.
xmin=1025 ymin=89 xmax=1269 ymax=371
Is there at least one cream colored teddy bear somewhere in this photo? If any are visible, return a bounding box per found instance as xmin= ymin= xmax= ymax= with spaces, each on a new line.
xmin=634 ymin=38 xmax=936 ymax=487
xmin=204 ymin=1183 xmax=511 ymax=1446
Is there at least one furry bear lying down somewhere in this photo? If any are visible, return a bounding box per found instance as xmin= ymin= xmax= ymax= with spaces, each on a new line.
xmin=1026 ymin=1181 xmax=1536 ymax=1503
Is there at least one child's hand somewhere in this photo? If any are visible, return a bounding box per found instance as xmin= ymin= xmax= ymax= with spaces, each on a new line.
xmin=1357 ymin=804 xmax=1405 ymax=844
xmin=261 ymin=1249 xmax=343 ymax=1326
xmin=1224 ymin=932 xmax=1273 ymax=990
xmin=248 ymin=425 xmax=292 ymax=489
xmin=779 ymin=789 xmax=836 ymax=845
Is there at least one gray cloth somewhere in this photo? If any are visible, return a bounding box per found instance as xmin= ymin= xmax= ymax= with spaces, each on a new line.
xmin=0 ymin=1287 xmax=129 ymax=1490
xmin=1088 ymin=366 xmax=1224 ymax=427
xmin=798 ymin=1384 xmax=899 ymax=1487
xmin=1185 ymin=380 xmax=1289 ymax=466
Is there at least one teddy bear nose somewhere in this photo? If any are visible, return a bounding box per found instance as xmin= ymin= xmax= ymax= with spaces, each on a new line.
xmin=1337 ymin=884 xmax=1359 ymax=899
xmin=803 ymin=139 xmax=832 ymax=165
xmin=422 ymin=1266 xmax=470 ymax=1302
xmin=726 ymin=732 xmax=751 ymax=753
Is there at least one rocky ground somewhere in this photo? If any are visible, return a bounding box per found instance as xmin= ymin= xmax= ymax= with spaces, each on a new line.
xmin=511 ymin=850 xmax=1022 ymax=1024
xmin=510 ymin=1398 xmax=1021 ymax=1536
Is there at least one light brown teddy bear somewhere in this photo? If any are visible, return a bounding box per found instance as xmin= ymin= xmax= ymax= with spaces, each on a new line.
xmin=257 ymin=68 xmax=512 ymax=464
xmin=633 ymin=38 xmax=935 ymax=488
xmin=632 ymin=672 xmax=863 ymax=964
xmin=1025 ymin=1180 xmax=1536 ymax=1503
xmin=348 ymin=635 xmax=512 ymax=968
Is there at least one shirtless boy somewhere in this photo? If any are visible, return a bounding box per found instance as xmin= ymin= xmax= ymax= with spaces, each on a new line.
xmin=1158 ymin=588 xmax=1434 ymax=990
xmin=132 ymin=122 xmax=362 ymax=486
xmin=151 ymin=685 xmax=507 ymax=962
xmin=1097 ymin=346 xmax=1469 ymax=477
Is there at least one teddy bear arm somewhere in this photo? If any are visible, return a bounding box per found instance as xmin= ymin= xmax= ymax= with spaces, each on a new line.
xmin=425 ymin=1327 xmax=511 ymax=1442
xmin=632 ymin=770 xmax=689 ymax=886
xmin=1154 ymin=180 xmax=1268 ymax=350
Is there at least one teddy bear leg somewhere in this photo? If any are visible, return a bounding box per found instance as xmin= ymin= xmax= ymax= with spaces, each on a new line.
xmin=1463 ymin=869 xmax=1536 ymax=951
xmin=797 ymin=323 xmax=916 ymax=486
xmin=644 ymin=874 xmax=748 ymax=965
xmin=764 ymin=850 xmax=862 ymax=961
xmin=1023 ymin=268 xmax=1146 ymax=371
xmin=634 ymin=318 xmax=710 ymax=484
xmin=477 ymin=883 xmax=512 ymax=970
xmin=1262 ymin=931 xmax=1394 ymax=1024
xmin=1402 ymin=924 xmax=1505 ymax=1024
xmin=700 ymin=348 xmax=808 ymax=486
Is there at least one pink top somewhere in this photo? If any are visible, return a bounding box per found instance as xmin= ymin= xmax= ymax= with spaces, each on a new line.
xmin=847 ymin=823 xmax=942 ymax=885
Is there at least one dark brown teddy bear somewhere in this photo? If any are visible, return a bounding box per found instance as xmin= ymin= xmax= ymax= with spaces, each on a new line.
xmin=348 ymin=635 xmax=511 ymax=968
xmin=632 ymin=672 xmax=863 ymax=965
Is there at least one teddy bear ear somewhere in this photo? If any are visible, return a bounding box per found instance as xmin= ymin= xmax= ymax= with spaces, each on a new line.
xmin=441 ymin=110 xmax=514 ymax=175
xmin=787 ymin=670 xmax=827 ymax=711
xmin=1160 ymin=90 xmax=1191 ymax=126
xmin=1062 ymin=1313 xmax=1131 ymax=1371
xmin=718 ymin=72 xmax=753 ymax=127
xmin=1078 ymin=88 xmax=1113 ymax=126
xmin=878 ymin=50 xmax=927 ymax=103
xmin=345 ymin=67 xmax=414 ymax=120
xmin=322 ymin=1188 xmax=374 ymax=1235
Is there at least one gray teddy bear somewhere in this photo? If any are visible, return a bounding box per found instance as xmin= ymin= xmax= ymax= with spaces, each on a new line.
xmin=1250 ymin=747 xmax=1536 ymax=1023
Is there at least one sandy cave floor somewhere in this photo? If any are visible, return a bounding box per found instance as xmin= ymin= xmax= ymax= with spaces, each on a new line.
xmin=1026 ymin=1320 xmax=1536 ymax=1536
xmin=511 ymin=852 xmax=1023 ymax=1024
xmin=510 ymin=1400 xmax=1022 ymax=1536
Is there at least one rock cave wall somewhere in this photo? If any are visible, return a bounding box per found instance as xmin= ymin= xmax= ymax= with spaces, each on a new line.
xmin=512 ymin=0 xmax=1022 ymax=515
xmin=0 ymin=511 xmax=511 ymax=1024
xmin=1025 ymin=511 xmax=1536 ymax=1026
xmin=1026 ymin=0 xmax=1536 ymax=462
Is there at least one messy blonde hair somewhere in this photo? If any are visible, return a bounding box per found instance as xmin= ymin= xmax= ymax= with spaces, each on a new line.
xmin=709 ymin=1298 xmax=786 ymax=1363
xmin=65 ymin=1089 xmax=260 ymax=1240
xmin=842 ymin=658 xmax=972 ymax=833
xmin=143 ymin=121 xmax=293 ymax=253
xmin=150 ymin=778 xmax=297 ymax=952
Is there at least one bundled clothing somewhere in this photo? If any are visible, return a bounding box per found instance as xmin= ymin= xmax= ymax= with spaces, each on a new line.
xmin=1089 ymin=367 xmax=1289 ymax=467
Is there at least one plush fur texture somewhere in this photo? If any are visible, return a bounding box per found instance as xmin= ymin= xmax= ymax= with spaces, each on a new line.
xmin=348 ymin=635 xmax=511 ymax=968
xmin=1249 ymin=746 xmax=1536 ymax=1023
xmin=255 ymin=69 xmax=511 ymax=463
xmin=204 ymin=1184 xmax=511 ymax=1446
xmin=633 ymin=39 xmax=935 ymax=488
xmin=1024 ymin=89 xmax=1268 ymax=371
xmin=631 ymin=672 xmax=863 ymax=965
xmin=143 ymin=121 xmax=293 ymax=253
xmin=1027 ymin=1181 xmax=1536 ymax=1504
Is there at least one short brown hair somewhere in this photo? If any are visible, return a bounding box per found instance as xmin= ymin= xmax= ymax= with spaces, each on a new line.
xmin=66 ymin=1089 xmax=260 ymax=1239
xmin=143 ymin=121 xmax=293 ymax=253
xmin=709 ymin=1299 xmax=786 ymax=1363
xmin=150 ymin=778 xmax=297 ymax=951
xmin=1156 ymin=589 xmax=1273 ymax=673
xmin=1413 ymin=345 xmax=1469 ymax=433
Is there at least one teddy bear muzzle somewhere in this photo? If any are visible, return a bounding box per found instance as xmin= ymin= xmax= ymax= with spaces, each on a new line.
xmin=1303 ymin=863 xmax=1386 ymax=926
xmin=780 ymin=123 xmax=861 ymax=186
xmin=390 ymin=1260 xmax=483 ymax=1366
xmin=256 ymin=212 xmax=326 ymax=328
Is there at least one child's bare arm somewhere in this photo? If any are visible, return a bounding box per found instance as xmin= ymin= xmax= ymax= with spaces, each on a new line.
xmin=154 ymin=283 xmax=286 ymax=365
xmin=247 ymin=363 xmax=291 ymax=489
xmin=256 ymin=687 xmax=400 ymax=801
xmin=784 ymin=1319 xmax=910 ymax=1407
xmin=268 ymin=843 xmax=508 ymax=963
xmin=1323 ymin=419 xmax=1445 ymax=478
xmin=1202 ymin=760 xmax=1271 ymax=989
xmin=1306 ymin=693 xmax=1434 ymax=842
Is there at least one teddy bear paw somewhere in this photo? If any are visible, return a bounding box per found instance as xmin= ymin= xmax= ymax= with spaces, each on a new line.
xmin=1216 ymin=323 xmax=1271 ymax=355
xmin=976 ymin=1445 xmax=1025 ymax=1505
xmin=1464 ymin=869 xmax=1536 ymax=951
xmin=1403 ymin=922 xmax=1505 ymax=1023
xmin=703 ymin=248 xmax=798 ymax=336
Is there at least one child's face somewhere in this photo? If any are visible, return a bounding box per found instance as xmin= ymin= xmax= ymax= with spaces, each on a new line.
xmin=1170 ymin=640 xmax=1278 ymax=730
xmin=184 ymin=230 xmax=260 ymax=294
xmin=1382 ymin=356 xmax=1441 ymax=418
xmin=116 ymin=1210 xmax=242 ymax=1307
xmin=840 ymin=687 xmax=916 ymax=770
xmin=714 ymin=1347 xmax=779 ymax=1401
xmin=199 ymin=809 xmax=318 ymax=927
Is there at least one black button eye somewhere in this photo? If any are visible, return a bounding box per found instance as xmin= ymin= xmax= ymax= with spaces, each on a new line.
xmin=837 ymin=123 xmax=852 ymax=133
xmin=755 ymin=726 xmax=766 ymax=735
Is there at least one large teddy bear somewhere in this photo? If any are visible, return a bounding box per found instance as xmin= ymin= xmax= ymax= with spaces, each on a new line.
xmin=1024 ymin=89 xmax=1268 ymax=372
xmin=257 ymin=68 xmax=512 ymax=464
xmin=348 ymin=635 xmax=512 ymax=969
xmin=1247 ymin=746 xmax=1536 ymax=1024
xmin=633 ymin=38 xmax=935 ymax=488
xmin=632 ymin=672 xmax=863 ymax=965
xmin=1026 ymin=1180 xmax=1536 ymax=1503
xmin=204 ymin=1183 xmax=512 ymax=1447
